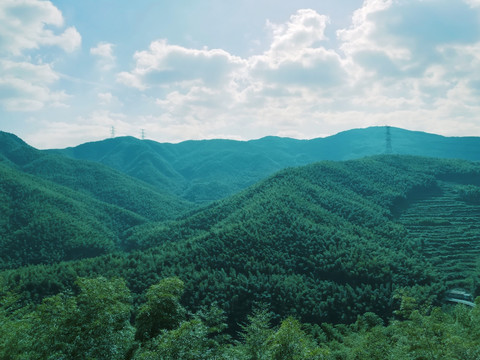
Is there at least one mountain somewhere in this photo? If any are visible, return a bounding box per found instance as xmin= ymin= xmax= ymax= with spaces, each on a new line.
xmin=0 ymin=131 xmax=193 ymax=221
xmin=0 ymin=161 xmax=145 ymax=269
xmin=54 ymin=126 xmax=480 ymax=203
xmin=2 ymin=131 xmax=480 ymax=358
xmin=0 ymin=131 xmax=194 ymax=269
xmin=3 ymin=155 xmax=479 ymax=329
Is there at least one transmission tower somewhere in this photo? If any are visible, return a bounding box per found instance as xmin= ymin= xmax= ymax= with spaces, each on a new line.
xmin=141 ymin=129 xmax=145 ymax=140
xmin=385 ymin=125 xmax=393 ymax=154
xmin=111 ymin=126 xmax=115 ymax=138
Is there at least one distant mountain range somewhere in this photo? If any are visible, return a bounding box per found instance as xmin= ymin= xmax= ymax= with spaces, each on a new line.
xmin=53 ymin=126 xmax=480 ymax=203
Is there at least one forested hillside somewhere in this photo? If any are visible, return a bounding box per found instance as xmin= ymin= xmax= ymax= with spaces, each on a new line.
xmin=55 ymin=126 xmax=480 ymax=203
xmin=0 ymin=132 xmax=193 ymax=220
xmin=2 ymin=131 xmax=480 ymax=358
xmin=399 ymin=181 xmax=480 ymax=289
xmin=2 ymin=155 xmax=479 ymax=331
xmin=0 ymin=162 xmax=147 ymax=269
xmin=0 ymin=132 xmax=195 ymax=269
xmin=3 ymin=276 xmax=480 ymax=359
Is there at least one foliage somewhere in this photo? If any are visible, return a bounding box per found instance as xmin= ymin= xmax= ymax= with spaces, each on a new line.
xmin=2 ymin=130 xmax=480 ymax=357
xmin=457 ymin=184 xmax=480 ymax=204
xmin=0 ymin=276 xmax=135 ymax=360
xmin=2 ymin=276 xmax=480 ymax=359
xmin=2 ymin=155 xmax=480 ymax=331
xmin=135 ymin=277 xmax=186 ymax=341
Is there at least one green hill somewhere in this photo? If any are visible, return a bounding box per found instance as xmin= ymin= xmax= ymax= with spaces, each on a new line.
xmin=2 ymin=130 xmax=480 ymax=358
xmin=0 ymin=162 xmax=146 ymax=269
xmin=398 ymin=181 xmax=480 ymax=289
xmin=0 ymin=132 xmax=195 ymax=270
xmin=3 ymin=155 xmax=479 ymax=329
xmin=54 ymin=127 xmax=480 ymax=203
xmin=0 ymin=131 xmax=193 ymax=221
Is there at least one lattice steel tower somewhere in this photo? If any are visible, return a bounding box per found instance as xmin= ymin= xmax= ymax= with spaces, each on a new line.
xmin=385 ymin=125 xmax=393 ymax=154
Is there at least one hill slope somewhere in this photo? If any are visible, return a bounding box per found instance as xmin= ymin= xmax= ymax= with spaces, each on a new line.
xmin=3 ymin=155 xmax=479 ymax=328
xmin=0 ymin=131 xmax=193 ymax=221
xmin=54 ymin=127 xmax=480 ymax=203
xmin=0 ymin=132 xmax=195 ymax=269
xmin=398 ymin=181 xmax=480 ymax=289
xmin=0 ymin=162 xmax=146 ymax=269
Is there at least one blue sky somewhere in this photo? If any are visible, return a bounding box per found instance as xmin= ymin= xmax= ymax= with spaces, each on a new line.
xmin=1 ymin=0 xmax=480 ymax=148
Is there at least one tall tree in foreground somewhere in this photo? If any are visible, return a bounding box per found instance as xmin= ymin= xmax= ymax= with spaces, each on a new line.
xmin=135 ymin=277 xmax=186 ymax=342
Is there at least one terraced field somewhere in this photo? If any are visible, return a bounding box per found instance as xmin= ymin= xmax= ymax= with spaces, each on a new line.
xmin=398 ymin=181 xmax=480 ymax=290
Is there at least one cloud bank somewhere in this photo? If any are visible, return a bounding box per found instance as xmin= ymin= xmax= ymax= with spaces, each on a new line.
xmin=0 ymin=0 xmax=80 ymax=113
xmin=114 ymin=1 xmax=480 ymax=142
xmin=2 ymin=0 xmax=480 ymax=147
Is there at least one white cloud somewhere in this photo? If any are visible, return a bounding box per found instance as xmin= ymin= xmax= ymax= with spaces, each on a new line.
xmin=113 ymin=3 xmax=480 ymax=142
xmin=117 ymin=39 xmax=245 ymax=89
xmin=465 ymin=0 xmax=480 ymax=7
xmin=250 ymin=9 xmax=345 ymax=88
xmin=0 ymin=60 xmax=68 ymax=111
xmin=0 ymin=0 xmax=81 ymax=55
xmin=22 ymin=2 xmax=480 ymax=148
xmin=267 ymin=9 xmax=329 ymax=56
xmin=90 ymin=42 xmax=116 ymax=70
xmin=338 ymin=0 xmax=394 ymax=56
xmin=97 ymin=91 xmax=123 ymax=108
xmin=339 ymin=0 xmax=480 ymax=77
xmin=98 ymin=92 xmax=113 ymax=104
xmin=118 ymin=9 xmax=342 ymax=93
xmin=0 ymin=0 xmax=80 ymax=112
xmin=116 ymin=72 xmax=145 ymax=90
xmin=1 ymin=60 xmax=59 ymax=83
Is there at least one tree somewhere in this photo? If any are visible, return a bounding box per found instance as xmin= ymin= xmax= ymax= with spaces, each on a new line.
xmin=0 ymin=288 xmax=36 ymax=359
xmin=32 ymin=277 xmax=135 ymax=360
xmin=135 ymin=277 xmax=186 ymax=342
xmin=269 ymin=317 xmax=328 ymax=360
xmin=238 ymin=306 xmax=274 ymax=360
xmin=134 ymin=319 xmax=213 ymax=360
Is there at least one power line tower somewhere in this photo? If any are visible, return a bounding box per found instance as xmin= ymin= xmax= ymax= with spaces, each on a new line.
xmin=385 ymin=125 xmax=393 ymax=154
xmin=141 ymin=129 xmax=145 ymax=140
xmin=111 ymin=126 xmax=115 ymax=138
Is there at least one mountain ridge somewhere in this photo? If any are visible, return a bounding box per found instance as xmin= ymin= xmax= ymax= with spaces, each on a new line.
xmin=0 ymin=131 xmax=193 ymax=221
xmin=0 ymin=131 xmax=195 ymax=269
xmin=48 ymin=126 xmax=480 ymax=203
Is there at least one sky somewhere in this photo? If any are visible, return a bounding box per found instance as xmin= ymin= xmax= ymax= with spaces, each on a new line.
xmin=1 ymin=0 xmax=480 ymax=149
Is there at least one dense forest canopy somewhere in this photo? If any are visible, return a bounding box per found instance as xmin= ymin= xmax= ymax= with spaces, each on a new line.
xmin=2 ymin=276 xmax=480 ymax=359
xmin=1 ymin=130 xmax=480 ymax=358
